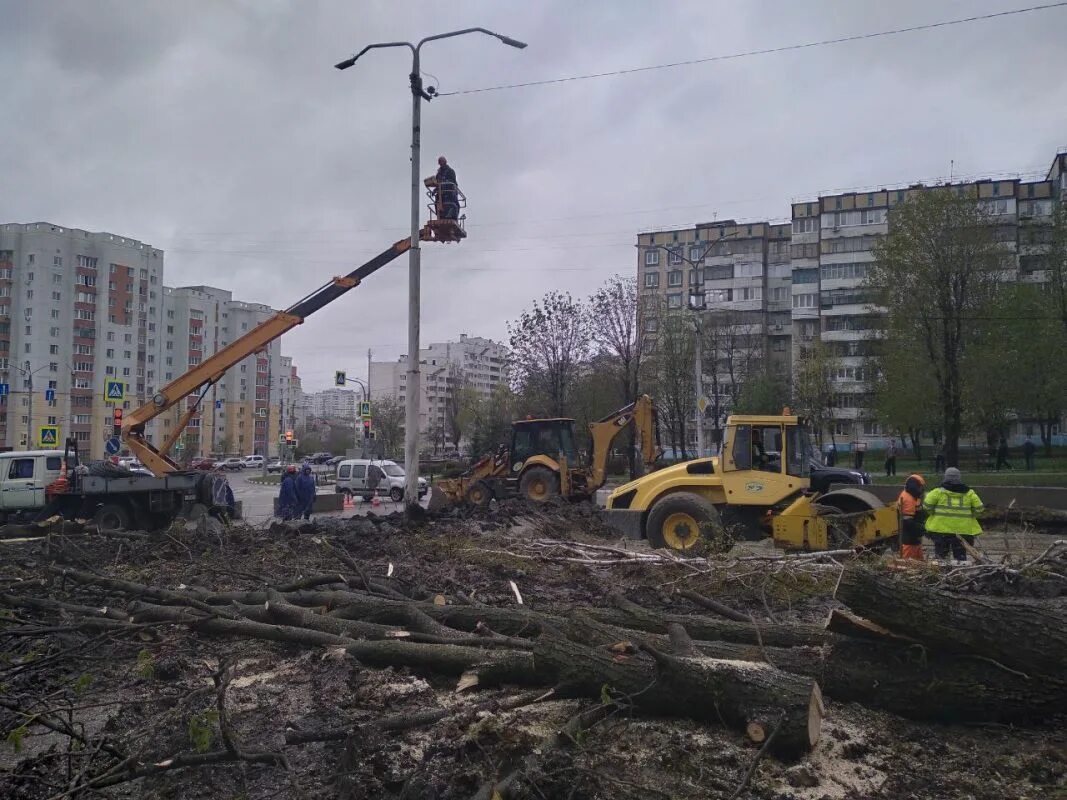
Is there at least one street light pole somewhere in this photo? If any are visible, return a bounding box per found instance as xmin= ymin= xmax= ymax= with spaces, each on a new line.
xmin=335 ymin=28 xmax=526 ymax=512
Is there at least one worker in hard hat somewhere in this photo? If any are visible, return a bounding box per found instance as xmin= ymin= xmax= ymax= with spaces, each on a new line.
xmin=435 ymin=156 xmax=459 ymax=220
xmin=923 ymin=467 xmax=984 ymax=563
xmin=897 ymin=473 xmax=926 ymax=561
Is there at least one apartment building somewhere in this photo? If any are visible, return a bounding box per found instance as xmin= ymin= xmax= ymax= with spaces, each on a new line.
xmin=278 ymin=356 xmax=302 ymax=440
xmin=368 ymin=334 xmax=508 ymax=444
xmin=303 ymin=388 xmax=358 ymax=421
xmin=637 ymin=148 xmax=1067 ymax=446
xmin=158 ymin=286 xmax=287 ymax=459
xmin=0 ymin=221 xmax=298 ymax=460
xmin=0 ymin=222 xmax=163 ymax=457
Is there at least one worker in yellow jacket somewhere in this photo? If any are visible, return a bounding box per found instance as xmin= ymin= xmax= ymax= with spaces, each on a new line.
xmin=923 ymin=467 xmax=984 ymax=562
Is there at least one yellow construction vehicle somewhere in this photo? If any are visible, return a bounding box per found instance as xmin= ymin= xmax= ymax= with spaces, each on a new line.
xmin=603 ymin=410 xmax=898 ymax=552
xmin=431 ymin=395 xmax=661 ymax=507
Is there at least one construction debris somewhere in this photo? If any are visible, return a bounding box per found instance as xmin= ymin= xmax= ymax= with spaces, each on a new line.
xmin=1 ymin=503 xmax=1066 ymax=799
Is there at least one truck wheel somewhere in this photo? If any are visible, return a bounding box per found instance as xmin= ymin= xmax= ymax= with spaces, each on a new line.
xmin=465 ymin=481 xmax=492 ymax=508
xmin=519 ymin=467 xmax=558 ymax=502
xmin=646 ymin=493 xmax=728 ymax=553
xmin=389 ymin=487 xmax=403 ymax=502
xmin=93 ymin=503 xmax=131 ymax=533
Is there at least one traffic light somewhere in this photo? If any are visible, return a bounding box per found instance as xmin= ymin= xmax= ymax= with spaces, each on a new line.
xmin=362 ymin=419 xmax=371 ymax=439
xmin=285 ymin=430 xmax=294 ymax=443
xmin=112 ymin=407 xmax=123 ymax=437
xmin=335 ymin=370 xmax=346 ymax=387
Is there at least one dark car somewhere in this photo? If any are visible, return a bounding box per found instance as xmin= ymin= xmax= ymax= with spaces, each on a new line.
xmin=309 ymin=452 xmax=333 ymax=465
xmin=190 ymin=457 xmax=217 ymax=471
xmin=327 ymin=456 xmax=344 ymax=467
xmin=809 ymin=464 xmax=871 ymax=494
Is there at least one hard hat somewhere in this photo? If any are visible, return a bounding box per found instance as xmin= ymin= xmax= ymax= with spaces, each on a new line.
xmin=287 ymin=465 xmax=297 ymax=473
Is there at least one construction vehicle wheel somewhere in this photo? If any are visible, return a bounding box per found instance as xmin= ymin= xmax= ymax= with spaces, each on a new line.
xmin=646 ymin=492 xmax=727 ymax=552
xmin=815 ymin=488 xmax=889 ymax=550
xmin=93 ymin=503 xmax=131 ymax=533
xmin=466 ymin=481 xmax=492 ymax=508
xmin=519 ymin=467 xmax=558 ymax=503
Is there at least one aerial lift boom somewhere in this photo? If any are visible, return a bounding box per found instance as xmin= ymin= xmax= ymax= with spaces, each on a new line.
xmin=124 ymin=237 xmax=413 ymax=476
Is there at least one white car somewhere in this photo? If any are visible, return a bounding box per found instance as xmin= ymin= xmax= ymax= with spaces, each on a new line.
xmin=243 ymin=455 xmax=265 ymax=468
xmin=335 ymin=459 xmax=428 ymax=502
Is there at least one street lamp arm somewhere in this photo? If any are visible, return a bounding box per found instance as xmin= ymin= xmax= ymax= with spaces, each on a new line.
xmin=417 ymin=27 xmax=527 ymax=51
xmin=335 ymin=41 xmax=415 ymax=70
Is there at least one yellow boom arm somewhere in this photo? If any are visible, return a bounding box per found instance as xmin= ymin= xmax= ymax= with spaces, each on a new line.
xmin=124 ymin=237 xmax=412 ymax=476
xmin=586 ymin=394 xmax=661 ymax=490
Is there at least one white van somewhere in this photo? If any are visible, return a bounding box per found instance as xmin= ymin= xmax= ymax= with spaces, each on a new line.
xmin=243 ymin=455 xmax=265 ymax=468
xmin=0 ymin=450 xmax=65 ymax=520
xmin=335 ymin=459 xmax=427 ymax=502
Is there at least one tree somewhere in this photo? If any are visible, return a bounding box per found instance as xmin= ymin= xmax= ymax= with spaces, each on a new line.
xmin=467 ymin=385 xmax=517 ymax=459
xmin=867 ymin=189 xmax=1009 ymax=467
xmin=426 ymin=419 xmax=446 ymax=457
xmin=869 ymin=340 xmax=940 ymax=459
xmin=443 ymin=365 xmax=477 ymax=453
xmin=1046 ymin=202 xmax=1067 ymax=335
xmin=507 ymin=291 xmax=591 ymax=417
xmin=371 ymin=395 xmax=405 ymax=460
xmin=734 ymin=369 xmax=790 ymax=415
xmin=589 ymin=276 xmax=643 ymax=476
xmin=644 ymin=308 xmax=694 ymax=459
xmin=701 ymin=309 xmax=764 ymax=446
xmin=792 ymin=340 xmax=838 ymax=445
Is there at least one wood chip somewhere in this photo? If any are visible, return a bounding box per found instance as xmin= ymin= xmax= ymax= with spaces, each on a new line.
xmin=433 ymin=594 xmax=447 ymax=606
xmin=509 ymin=580 xmax=523 ymax=605
xmin=455 ymin=671 xmax=480 ymax=693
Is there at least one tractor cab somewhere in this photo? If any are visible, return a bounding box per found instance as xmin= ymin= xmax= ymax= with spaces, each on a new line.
xmin=421 ymin=174 xmax=467 ymax=243
xmin=509 ymin=418 xmax=578 ymax=473
xmin=718 ymin=412 xmax=816 ymax=506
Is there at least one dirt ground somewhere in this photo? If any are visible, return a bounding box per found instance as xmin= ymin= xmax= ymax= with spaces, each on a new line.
xmin=2 ymin=502 xmax=1066 ymax=799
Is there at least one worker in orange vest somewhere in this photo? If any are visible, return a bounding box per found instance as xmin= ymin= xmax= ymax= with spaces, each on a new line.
xmin=897 ymin=473 xmax=926 ymax=560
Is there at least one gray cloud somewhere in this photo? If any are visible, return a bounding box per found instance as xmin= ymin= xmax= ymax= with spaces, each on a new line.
xmin=2 ymin=0 xmax=1065 ymax=389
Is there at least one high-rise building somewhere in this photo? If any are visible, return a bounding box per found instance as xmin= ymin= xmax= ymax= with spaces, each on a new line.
xmin=369 ymin=334 xmax=508 ymax=445
xmin=303 ymin=388 xmax=357 ymax=421
xmin=637 ymin=148 xmax=1067 ymax=447
xmin=0 ymin=221 xmax=299 ymax=460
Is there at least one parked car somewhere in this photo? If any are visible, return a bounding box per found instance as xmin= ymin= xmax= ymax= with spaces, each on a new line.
xmin=266 ymin=460 xmax=285 ymax=474
xmin=243 ymin=455 xmax=265 ymax=468
xmin=327 ymin=456 xmax=344 ymax=467
xmin=309 ymin=452 xmax=333 ymax=465
xmin=220 ymin=457 xmax=245 ymax=472
xmin=335 ymin=459 xmax=427 ymax=502
xmin=189 ymin=457 xmax=218 ymax=471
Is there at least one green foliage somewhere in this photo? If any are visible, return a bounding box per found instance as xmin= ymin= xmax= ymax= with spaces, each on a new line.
xmin=135 ymin=648 xmax=156 ymax=679
xmin=72 ymin=673 xmax=93 ymax=694
xmin=6 ymin=724 xmax=28 ymax=752
xmin=599 ymin=683 xmax=613 ymax=705
xmin=187 ymin=709 xmax=219 ymax=753
xmin=734 ymin=370 xmax=790 ymax=415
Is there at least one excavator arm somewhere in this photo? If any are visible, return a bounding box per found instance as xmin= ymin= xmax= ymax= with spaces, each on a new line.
xmin=586 ymin=394 xmax=661 ymax=490
xmin=124 ymin=237 xmax=412 ymax=476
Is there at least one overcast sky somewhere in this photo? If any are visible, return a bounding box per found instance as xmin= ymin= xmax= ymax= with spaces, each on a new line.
xmin=3 ymin=0 xmax=1065 ymax=391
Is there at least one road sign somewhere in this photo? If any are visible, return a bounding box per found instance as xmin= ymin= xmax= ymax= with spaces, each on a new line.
xmin=105 ymin=437 xmax=121 ymax=455
xmin=44 ymin=388 xmax=55 ymax=402
xmin=38 ymin=426 xmax=59 ymax=447
xmin=105 ymin=379 xmax=125 ymax=401
xmin=215 ymin=400 xmax=223 ymax=409
xmin=335 ymin=370 xmax=346 ymax=387
xmin=0 ymin=383 xmax=9 ymax=397
xmin=697 ymin=396 xmax=709 ymax=414
xmin=360 ymin=401 xmax=370 ymax=418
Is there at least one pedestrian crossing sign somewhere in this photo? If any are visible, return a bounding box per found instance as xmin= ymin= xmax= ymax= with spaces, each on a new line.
xmin=39 ymin=426 xmax=59 ymax=447
xmin=105 ymin=379 xmax=125 ymax=401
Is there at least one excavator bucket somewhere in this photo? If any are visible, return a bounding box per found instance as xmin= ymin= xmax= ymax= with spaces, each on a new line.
xmin=427 ymin=479 xmax=463 ymax=512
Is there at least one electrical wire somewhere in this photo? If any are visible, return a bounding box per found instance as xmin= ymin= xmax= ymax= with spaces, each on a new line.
xmin=438 ymin=3 xmax=1067 ymax=96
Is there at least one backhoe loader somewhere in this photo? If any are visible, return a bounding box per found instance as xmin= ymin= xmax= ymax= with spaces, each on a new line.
xmin=603 ymin=410 xmax=899 ymax=552
xmin=430 ymin=395 xmax=661 ymax=507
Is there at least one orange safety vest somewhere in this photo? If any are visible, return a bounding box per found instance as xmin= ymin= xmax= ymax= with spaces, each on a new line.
xmin=898 ymin=490 xmax=921 ymax=519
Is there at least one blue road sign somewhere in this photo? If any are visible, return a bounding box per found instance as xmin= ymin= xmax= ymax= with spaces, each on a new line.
xmin=0 ymin=383 xmax=8 ymax=396
xmin=45 ymin=388 xmax=55 ymax=402
xmin=105 ymin=437 xmax=121 ymax=455
xmin=215 ymin=400 xmax=223 ymax=409
xmin=105 ymin=379 xmax=125 ymax=401
xmin=39 ymin=426 xmax=59 ymax=447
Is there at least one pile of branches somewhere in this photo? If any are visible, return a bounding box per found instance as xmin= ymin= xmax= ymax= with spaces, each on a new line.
xmin=3 ymin=519 xmax=1067 ymax=799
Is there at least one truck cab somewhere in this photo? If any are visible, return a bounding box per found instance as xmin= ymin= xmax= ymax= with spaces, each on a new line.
xmin=0 ymin=450 xmax=64 ymax=521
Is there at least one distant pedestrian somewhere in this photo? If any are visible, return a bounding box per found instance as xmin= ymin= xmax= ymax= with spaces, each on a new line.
xmin=825 ymin=443 xmax=837 ymax=467
xmin=853 ymin=447 xmax=865 ymax=471
xmin=296 ymin=465 xmax=317 ymax=520
xmin=277 ymin=466 xmax=298 ymax=521
xmin=884 ymin=439 xmax=897 ymax=477
xmin=934 ymin=445 xmax=946 ymax=474
xmin=995 ymin=438 xmax=1012 ymax=471
xmin=924 ymin=467 xmax=984 ymax=563
xmin=1023 ymin=436 xmax=1037 ymax=471
xmin=897 ymin=473 xmax=926 ymax=561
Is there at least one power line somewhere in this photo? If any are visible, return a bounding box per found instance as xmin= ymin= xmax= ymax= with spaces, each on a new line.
xmin=438 ymin=3 xmax=1067 ymax=96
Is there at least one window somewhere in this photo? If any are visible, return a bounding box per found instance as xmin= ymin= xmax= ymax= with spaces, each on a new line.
xmin=667 ymin=270 xmax=683 ymax=287
xmin=792 ymin=217 xmax=818 ymax=234
xmin=688 ymin=245 xmax=705 ymax=262
xmin=666 ymin=293 xmax=682 ymax=309
xmin=8 ymin=458 xmax=34 ymax=479
xmin=822 ymin=236 xmax=880 ymax=254
xmin=706 ymin=288 xmax=731 ymax=303
xmin=820 ymin=262 xmax=869 ymax=281
xmin=122 ymin=367 xmax=131 ymax=376
xmin=770 ymin=286 xmax=789 ymax=302
xmin=773 ymin=339 xmax=786 ymax=352
xmin=792 ymin=293 xmax=817 ymax=309
xmin=791 ymin=243 xmax=818 ymax=259
xmin=123 ymin=350 xmax=131 ymax=359
xmin=738 ymin=287 xmax=762 ymax=301
xmin=644 ymin=249 xmax=660 ymax=266
xmin=793 ymin=268 xmax=818 ymax=284
xmin=705 ymin=265 xmax=733 ymax=281
xmin=49 ymin=345 xmax=58 ymax=355
xmin=643 ymin=317 xmax=658 ymax=333
xmin=667 ymin=249 xmax=683 ymax=266
xmin=27 ymin=272 xmax=34 ymax=282
xmin=644 ymin=272 xmax=659 ymax=288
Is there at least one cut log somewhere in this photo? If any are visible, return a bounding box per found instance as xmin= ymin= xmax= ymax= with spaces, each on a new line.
xmin=837 ymin=567 xmax=1067 ymax=675
xmin=825 ymin=608 xmax=915 ymax=643
xmin=677 ymin=588 xmax=751 ymax=622
xmin=535 ymin=624 xmax=821 ymax=759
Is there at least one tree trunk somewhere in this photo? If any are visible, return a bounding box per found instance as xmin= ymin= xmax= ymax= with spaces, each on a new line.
xmin=535 ymin=626 xmax=821 ymax=759
xmin=837 ymin=568 xmax=1067 ymax=676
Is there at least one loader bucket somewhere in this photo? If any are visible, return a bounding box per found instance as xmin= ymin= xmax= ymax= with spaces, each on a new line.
xmin=427 ymin=479 xmax=463 ymax=512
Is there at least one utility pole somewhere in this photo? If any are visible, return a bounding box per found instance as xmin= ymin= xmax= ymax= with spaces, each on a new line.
xmin=335 ymin=27 xmax=526 ymax=512
xmin=691 ymin=313 xmax=705 ymax=457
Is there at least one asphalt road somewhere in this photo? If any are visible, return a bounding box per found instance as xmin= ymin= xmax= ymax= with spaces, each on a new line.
xmin=227 ymin=471 xmax=427 ymax=525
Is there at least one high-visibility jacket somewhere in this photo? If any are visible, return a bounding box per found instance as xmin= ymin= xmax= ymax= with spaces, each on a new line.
xmin=923 ymin=486 xmax=984 ymax=536
xmin=897 ymin=490 xmax=921 ymax=519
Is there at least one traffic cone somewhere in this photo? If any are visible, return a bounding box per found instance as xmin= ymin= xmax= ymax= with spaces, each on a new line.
xmin=371 ymin=495 xmax=381 ymax=507
xmin=343 ymin=493 xmax=354 ymax=510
